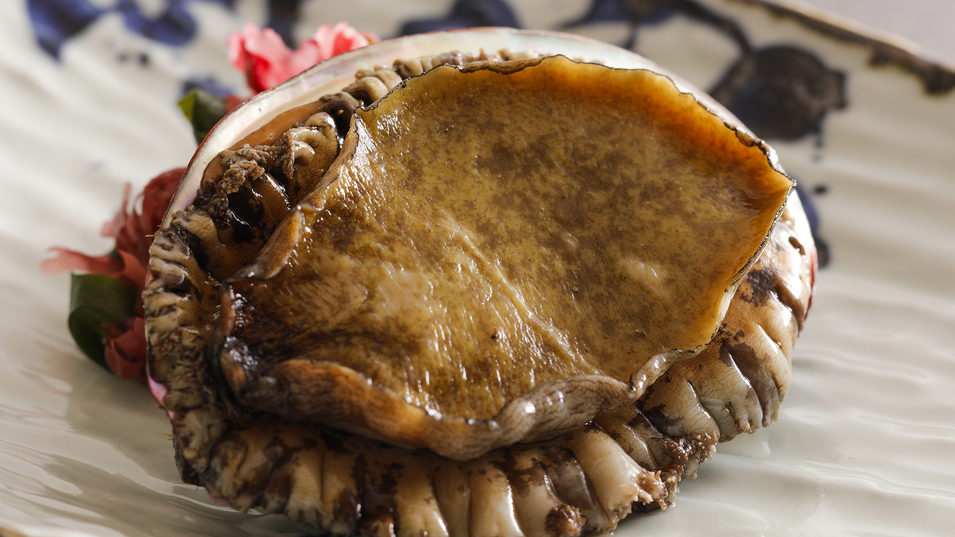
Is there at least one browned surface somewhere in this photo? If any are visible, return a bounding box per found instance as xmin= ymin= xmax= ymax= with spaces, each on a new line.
xmin=216 ymin=56 xmax=791 ymax=432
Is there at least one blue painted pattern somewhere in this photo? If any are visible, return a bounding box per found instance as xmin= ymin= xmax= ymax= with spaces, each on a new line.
xmin=28 ymin=0 xmax=235 ymax=59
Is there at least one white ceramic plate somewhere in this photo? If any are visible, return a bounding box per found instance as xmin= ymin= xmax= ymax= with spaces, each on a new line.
xmin=2 ymin=0 xmax=954 ymax=535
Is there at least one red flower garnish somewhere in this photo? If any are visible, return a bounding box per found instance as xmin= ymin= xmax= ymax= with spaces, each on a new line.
xmin=48 ymin=22 xmax=377 ymax=382
xmin=228 ymin=22 xmax=378 ymax=94
xmin=42 ymin=168 xmax=183 ymax=378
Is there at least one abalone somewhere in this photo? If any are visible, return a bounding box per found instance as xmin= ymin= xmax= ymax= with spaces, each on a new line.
xmin=145 ymin=29 xmax=815 ymax=536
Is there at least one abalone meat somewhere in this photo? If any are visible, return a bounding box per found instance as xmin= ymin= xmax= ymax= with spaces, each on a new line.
xmin=145 ymin=28 xmax=815 ymax=536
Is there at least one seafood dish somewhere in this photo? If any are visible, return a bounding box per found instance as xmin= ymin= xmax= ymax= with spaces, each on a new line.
xmin=144 ymin=28 xmax=815 ymax=536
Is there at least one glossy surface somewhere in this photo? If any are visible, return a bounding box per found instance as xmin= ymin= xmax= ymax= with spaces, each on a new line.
xmin=3 ymin=0 xmax=955 ymax=535
xmin=167 ymin=28 xmax=741 ymax=221
xmin=216 ymin=56 xmax=789 ymax=431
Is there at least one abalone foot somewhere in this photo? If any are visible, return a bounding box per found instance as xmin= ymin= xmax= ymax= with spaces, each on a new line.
xmin=194 ymin=413 xmax=686 ymax=537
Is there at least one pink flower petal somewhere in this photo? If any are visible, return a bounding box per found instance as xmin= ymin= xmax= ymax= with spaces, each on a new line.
xmin=115 ymin=168 xmax=183 ymax=269
xmin=104 ymin=317 xmax=146 ymax=379
xmin=44 ymin=169 xmax=182 ymax=282
xmin=147 ymin=373 xmax=174 ymax=419
xmin=114 ymin=249 xmax=146 ymax=294
xmin=43 ymin=168 xmax=184 ymax=380
xmin=40 ymin=248 xmax=122 ymax=276
xmin=228 ymin=22 xmax=378 ymax=95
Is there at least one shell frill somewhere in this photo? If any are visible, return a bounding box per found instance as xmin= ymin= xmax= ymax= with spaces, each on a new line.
xmin=144 ymin=46 xmax=815 ymax=536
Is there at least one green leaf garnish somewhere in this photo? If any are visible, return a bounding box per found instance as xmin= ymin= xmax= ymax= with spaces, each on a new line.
xmin=68 ymin=273 xmax=138 ymax=370
xmin=178 ymin=89 xmax=229 ymax=145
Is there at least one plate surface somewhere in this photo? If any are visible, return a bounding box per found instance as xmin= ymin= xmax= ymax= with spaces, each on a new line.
xmin=1 ymin=0 xmax=954 ymax=535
